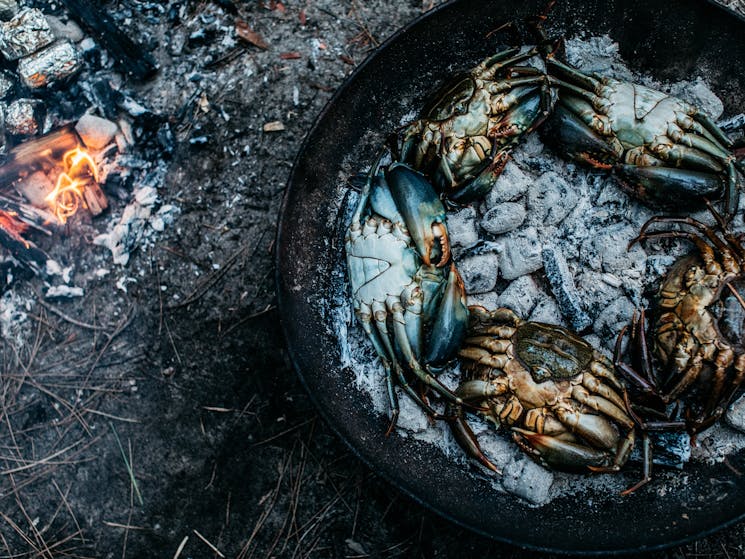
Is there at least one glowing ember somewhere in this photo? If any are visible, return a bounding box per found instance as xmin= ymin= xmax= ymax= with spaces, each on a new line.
xmin=45 ymin=147 xmax=99 ymax=223
xmin=0 ymin=209 xmax=30 ymax=247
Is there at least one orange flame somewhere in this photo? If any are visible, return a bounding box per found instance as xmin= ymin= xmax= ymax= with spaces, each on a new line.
xmin=45 ymin=147 xmax=99 ymax=224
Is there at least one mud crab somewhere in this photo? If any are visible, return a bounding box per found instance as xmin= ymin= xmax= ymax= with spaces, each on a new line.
xmin=345 ymin=158 xmax=469 ymax=432
xmin=541 ymin=57 xmax=744 ymax=216
xmin=616 ymin=205 xmax=745 ymax=436
xmin=450 ymin=307 xmax=648 ymax=490
xmin=397 ymin=46 xmax=553 ymax=203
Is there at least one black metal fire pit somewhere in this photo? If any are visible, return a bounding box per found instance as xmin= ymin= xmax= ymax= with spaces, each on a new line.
xmin=276 ymin=0 xmax=745 ymax=553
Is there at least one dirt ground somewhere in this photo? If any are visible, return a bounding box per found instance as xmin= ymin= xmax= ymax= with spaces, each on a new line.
xmin=2 ymin=0 xmax=745 ymax=557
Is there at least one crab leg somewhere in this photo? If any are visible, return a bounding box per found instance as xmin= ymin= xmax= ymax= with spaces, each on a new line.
xmin=351 ymin=149 xmax=387 ymax=224
xmin=692 ymin=110 xmax=734 ymax=149
xmin=620 ymin=433 xmax=652 ymax=495
xmin=389 ymin=298 xmax=462 ymax=405
xmin=545 ymin=57 xmax=602 ymax=93
xmin=356 ymin=307 xmax=400 ymax=433
xmin=512 ymin=428 xmax=614 ymax=471
xmin=448 ymin=405 xmax=500 ymax=473
xmin=476 ymin=46 xmax=540 ymax=81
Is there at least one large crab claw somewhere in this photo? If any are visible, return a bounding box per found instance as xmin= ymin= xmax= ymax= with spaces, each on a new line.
xmin=385 ymin=162 xmax=451 ymax=267
xmin=425 ymin=263 xmax=469 ymax=364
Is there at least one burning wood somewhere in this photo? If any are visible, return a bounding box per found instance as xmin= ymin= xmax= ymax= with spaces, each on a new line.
xmin=0 ymin=209 xmax=47 ymax=274
xmin=0 ymin=122 xmax=107 ymax=229
xmin=44 ymin=146 xmax=104 ymax=223
xmin=0 ymin=125 xmax=80 ymax=186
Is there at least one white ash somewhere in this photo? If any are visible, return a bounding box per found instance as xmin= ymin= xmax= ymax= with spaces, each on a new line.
xmin=45 ymin=285 xmax=84 ymax=299
xmin=16 ymin=170 xmax=53 ymax=207
xmin=0 ymin=289 xmax=31 ymax=350
xmin=497 ymin=275 xmax=542 ymax=317
xmin=93 ymin=183 xmax=179 ymax=266
xmin=466 ymin=291 xmax=500 ymax=311
xmin=331 ymin=35 xmax=745 ymax=506
xmin=45 ymin=259 xmax=73 ymax=284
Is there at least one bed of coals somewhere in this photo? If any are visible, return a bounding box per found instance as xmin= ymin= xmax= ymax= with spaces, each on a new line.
xmin=334 ymin=34 xmax=745 ymax=506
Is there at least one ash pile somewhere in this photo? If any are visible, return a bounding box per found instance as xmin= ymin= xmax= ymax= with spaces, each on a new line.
xmin=0 ymin=0 xmax=178 ymax=297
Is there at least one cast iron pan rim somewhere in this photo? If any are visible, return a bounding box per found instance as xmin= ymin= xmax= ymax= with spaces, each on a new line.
xmin=275 ymin=0 xmax=745 ymax=554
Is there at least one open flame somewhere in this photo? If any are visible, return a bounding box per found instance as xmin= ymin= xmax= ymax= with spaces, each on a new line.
xmin=45 ymin=147 xmax=99 ymax=224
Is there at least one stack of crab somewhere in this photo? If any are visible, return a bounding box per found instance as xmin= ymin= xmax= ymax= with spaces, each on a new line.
xmin=343 ymin=23 xmax=745 ymax=495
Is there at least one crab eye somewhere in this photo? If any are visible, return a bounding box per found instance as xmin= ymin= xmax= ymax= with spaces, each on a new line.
xmin=426 ymin=77 xmax=476 ymax=121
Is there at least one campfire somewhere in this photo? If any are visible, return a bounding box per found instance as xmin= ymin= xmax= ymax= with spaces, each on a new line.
xmin=0 ymin=125 xmax=109 ymax=275
xmin=0 ymin=2 xmax=174 ymax=293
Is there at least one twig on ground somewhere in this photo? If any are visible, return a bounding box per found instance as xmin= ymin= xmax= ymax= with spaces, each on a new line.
xmin=109 ymin=423 xmax=144 ymax=506
xmin=193 ymin=529 xmax=226 ymax=558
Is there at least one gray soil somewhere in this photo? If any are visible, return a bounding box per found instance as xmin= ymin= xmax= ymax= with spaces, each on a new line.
xmin=2 ymin=1 xmax=745 ymax=558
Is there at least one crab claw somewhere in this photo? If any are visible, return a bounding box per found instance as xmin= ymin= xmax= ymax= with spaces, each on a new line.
xmin=386 ymin=162 xmax=450 ymax=267
xmin=512 ymin=427 xmax=612 ymax=472
xmin=425 ymin=264 xmax=469 ymax=365
xmin=540 ymin=104 xmax=621 ymax=168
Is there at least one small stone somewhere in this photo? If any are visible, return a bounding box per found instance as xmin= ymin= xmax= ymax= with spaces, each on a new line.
xmin=45 ymin=15 xmax=84 ymax=43
xmin=542 ymin=246 xmax=592 ymax=331
xmin=529 ymin=297 xmax=565 ymax=326
xmin=481 ymin=202 xmax=526 ymax=235
xmin=575 ymin=271 xmax=625 ymax=321
xmin=0 ymin=8 xmax=54 ymax=60
xmin=263 ymin=120 xmax=285 ymax=132
xmin=527 ymin=171 xmax=580 ymax=227
xmin=16 ymin=170 xmax=53 ymax=207
xmin=447 ymin=206 xmax=479 ymax=248
xmin=484 ymin=160 xmax=531 ymax=208
xmin=17 ymin=40 xmax=83 ymax=89
xmin=497 ymin=275 xmax=541 ymax=318
xmin=458 ymin=252 xmax=499 ymax=294
xmin=501 ymin=454 xmax=554 ymax=505
xmin=76 ymin=114 xmax=119 ymax=150
xmin=0 ymin=0 xmax=18 ymax=21
xmin=5 ymin=98 xmax=44 ymax=136
xmin=726 ymin=393 xmax=745 ymax=433
xmin=593 ymin=296 xmax=636 ymax=341
xmin=499 ymin=226 xmax=542 ymax=280
xmin=467 ymin=291 xmax=500 ymax=311
xmin=593 ymin=223 xmax=646 ymax=279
